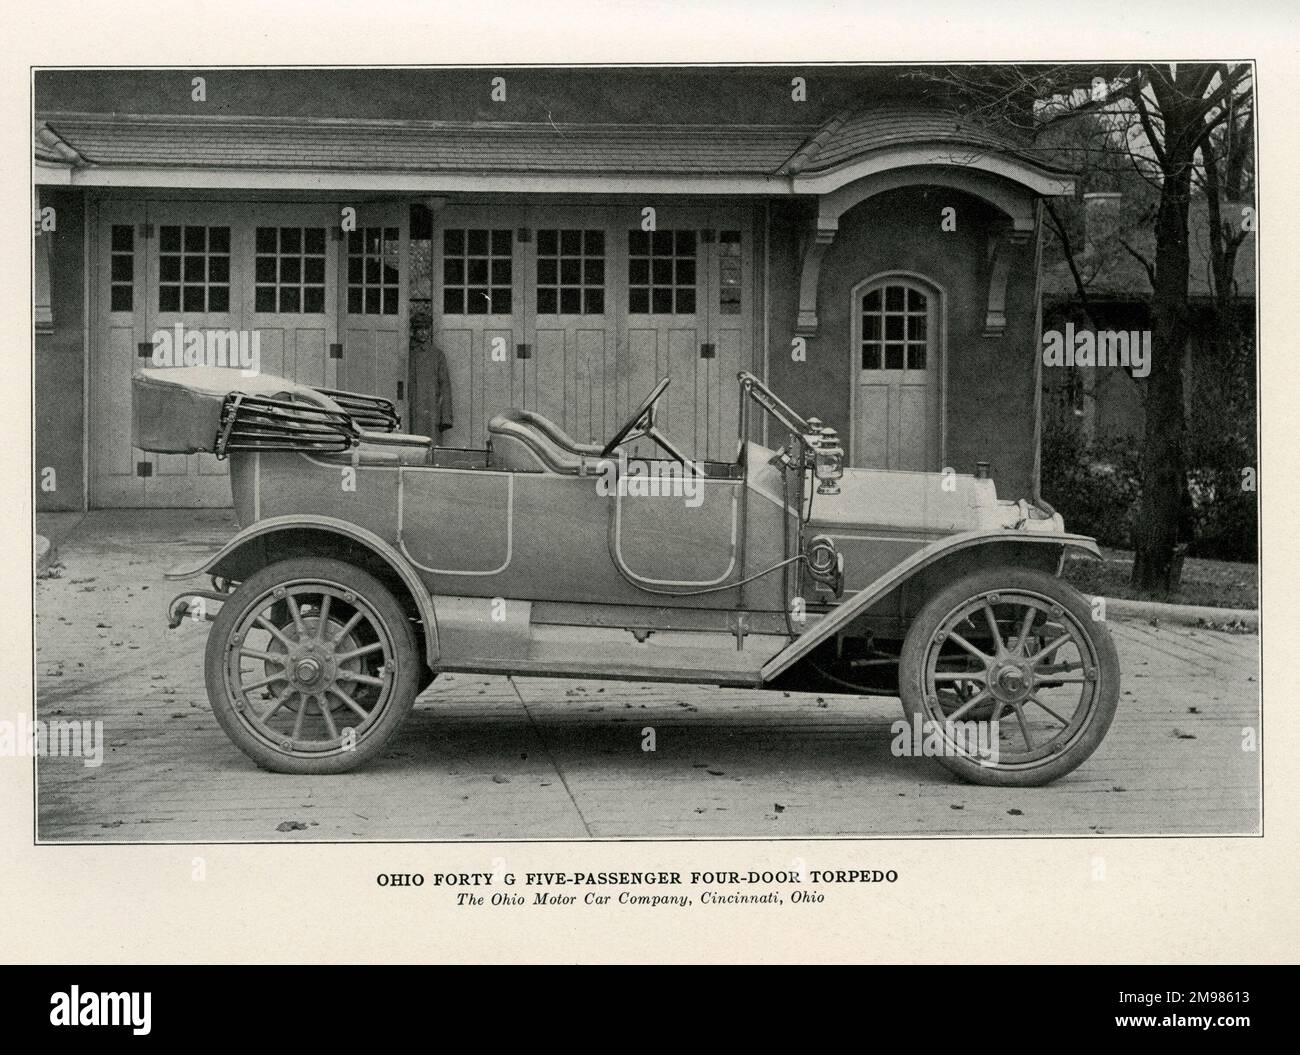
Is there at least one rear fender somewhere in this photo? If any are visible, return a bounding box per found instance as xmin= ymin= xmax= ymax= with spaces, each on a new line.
xmin=165 ymin=514 xmax=440 ymax=663
xmin=762 ymin=529 xmax=1100 ymax=680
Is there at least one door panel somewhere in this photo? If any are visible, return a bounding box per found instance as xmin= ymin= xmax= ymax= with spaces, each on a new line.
xmin=851 ymin=278 xmax=941 ymax=471
xmin=90 ymin=201 xmax=148 ymax=506
xmin=142 ymin=203 xmax=243 ymax=506
xmin=339 ymin=205 xmax=408 ymax=424
xmin=433 ymin=208 xmax=523 ymax=447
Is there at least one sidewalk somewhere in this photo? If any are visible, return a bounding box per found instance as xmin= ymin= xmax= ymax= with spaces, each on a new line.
xmin=32 ymin=510 xmax=1261 ymax=841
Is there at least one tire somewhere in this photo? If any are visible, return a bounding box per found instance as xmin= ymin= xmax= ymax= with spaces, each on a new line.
xmin=204 ymin=557 xmax=420 ymax=774
xmin=898 ymin=567 xmax=1119 ymax=787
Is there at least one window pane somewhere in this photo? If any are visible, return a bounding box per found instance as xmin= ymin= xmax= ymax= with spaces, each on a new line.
xmin=279 ymin=227 xmax=301 ymax=253
xmin=492 ymin=259 xmax=512 ymax=285
xmin=907 ymin=287 xmax=926 ymax=311
xmin=348 ymin=257 xmax=362 ymax=283
xmin=560 ymin=258 xmax=581 ymax=284
xmin=443 ymin=229 xmax=464 ymax=255
xmin=255 ymin=287 xmax=276 ymax=313
xmin=209 ymin=256 xmax=230 ymax=283
xmin=111 ymin=225 xmax=133 ymax=252
xmin=560 ymin=287 xmax=581 ymax=314
xmin=675 ymin=230 xmax=696 ymax=255
xmin=584 ymin=230 xmax=604 ymax=255
xmin=907 ymin=344 xmax=927 ymax=370
xmin=628 ymin=230 xmax=649 ymax=255
xmin=468 ymin=258 xmax=489 ymax=284
xmin=537 ymin=287 xmax=557 ymax=314
xmin=349 ymin=288 xmax=364 ymax=313
xmin=208 ymin=227 xmax=230 ymax=253
xmin=491 ymin=229 xmax=512 ymax=255
xmin=159 ymin=285 xmax=180 ymax=312
xmin=467 ymin=229 xmax=488 ymax=255
xmin=184 ymin=226 xmax=206 ymax=252
xmin=208 ymin=286 xmax=229 ymax=313
xmin=537 ymin=229 xmax=557 ymax=255
xmin=652 ymin=230 xmax=673 ymax=255
xmin=862 ymin=344 xmax=880 ymax=370
xmin=111 ymin=255 xmax=133 ymax=282
xmin=183 ymin=285 xmax=205 ymax=311
xmin=629 ymin=259 xmax=649 ymax=284
xmin=885 ymin=285 xmax=904 ymax=311
xmin=159 ymin=226 xmax=181 ymax=252
xmin=864 ymin=289 xmax=880 ymax=312
xmin=467 ymin=289 xmax=488 ymax=315
xmin=629 ymin=288 xmax=649 ymax=313
xmin=863 ymin=314 xmax=880 ymax=341
xmin=885 ymin=343 xmax=904 ymax=369
xmin=304 ymin=257 xmax=324 ymax=283
xmin=304 ymin=287 xmax=325 ymax=313
xmin=676 ymin=259 xmax=696 ymax=284
xmin=304 ymin=228 xmax=326 ymax=254
xmin=584 ymin=258 xmax=604 ymax=284
xmin=908 ymin=314 xmax=927 ymax=341
xmin=365 ymin=288 xmax=381 ymax=314
xmin=279 ymin=287 xmax=300 ymax=313
xmin=490 ymin=287 xmax=511 ymax=314
xmin=442 ymin=288 xmax=462 ymax=315
xmin=537 ymin=258 xmax=557 ymax=285
xmin=382 ymin=288 xmax=398 ymax=315
xmin=885 ymin=315 xmax=904 ymax=340
xmin=560 ymin=229 xmax=581 ymax=255
xmin=111 ymin=285 xmax=132 ymax=312
xmin=279 ymin=257 xmax=301 ymax=283
xmin=675 ymin=288 xmax=696 ymax=314
xmin=652 ymin=288 xmax=672 ymax=313
xmin=652 ymin=259 xmax=672 ymax=285
xmin=584 ymin=288 xmax=604 ymax=314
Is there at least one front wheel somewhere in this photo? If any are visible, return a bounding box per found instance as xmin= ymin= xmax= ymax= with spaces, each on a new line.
xmin=898 ymin=567 xmax=1119 ymax=787
xmin=204 ymin=557 xmax=420 ymax=774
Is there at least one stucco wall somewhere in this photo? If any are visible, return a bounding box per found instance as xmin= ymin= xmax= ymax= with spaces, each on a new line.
xmin=767 ymin=185 xmax=1041 ymax=497
xmin=35 ymin=188 xmax=85 ymax=512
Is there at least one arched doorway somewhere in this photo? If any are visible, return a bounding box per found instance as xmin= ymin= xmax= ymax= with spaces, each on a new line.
xmin=849 ymin=273 xmax=945 ymax=471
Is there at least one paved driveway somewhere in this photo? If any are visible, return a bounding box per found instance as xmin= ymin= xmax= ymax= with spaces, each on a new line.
xmin=32 ymin=511 xmax=1261 ymax=841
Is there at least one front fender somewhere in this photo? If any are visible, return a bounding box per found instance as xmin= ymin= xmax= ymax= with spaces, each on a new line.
xmin=761 ymin=529 xmax=1100 ymax=681
xmin=166 ymin=514 xmax=440 ymax=663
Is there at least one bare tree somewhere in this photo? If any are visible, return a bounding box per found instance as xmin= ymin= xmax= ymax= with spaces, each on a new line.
xmin=915 ymin=63 xmax=1253 ymax=591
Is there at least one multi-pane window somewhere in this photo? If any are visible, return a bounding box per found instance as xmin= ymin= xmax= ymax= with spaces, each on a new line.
xmin=628 ymin=229 xmax=696 ymax=314
xmin=718 ymin=229 xmax=742 ymax=314
xmin=348 ymin=227 xmax=401 ymax=315
xmin=256 ymin=227 xmax=326 ymax=313
xmin=537 ymin=229 xmax=604 ymax=314
xmin=109 ymin=225 xmax=133 ymax=312
xmin=862 ymin=284 xmax=928 ymax=370
xmin=158 ymin=225 xmax=230 ymax=313
xmin=442 ymin=228 xmax=511 ymax=315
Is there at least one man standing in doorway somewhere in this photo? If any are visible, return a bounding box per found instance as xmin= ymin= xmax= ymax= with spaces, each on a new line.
xmin=408 ymin=313 xmax=453 ymax=444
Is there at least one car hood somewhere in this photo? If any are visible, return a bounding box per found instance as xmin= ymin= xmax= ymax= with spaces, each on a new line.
xmin=804 ymin=464 xmax=1064 ymax=538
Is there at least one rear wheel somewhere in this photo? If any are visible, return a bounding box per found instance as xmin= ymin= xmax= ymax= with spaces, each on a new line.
xmin=204 ymin=558 xmax=420 ymax=774
xmin=898 ymin=567 xmax=1119 ymax=787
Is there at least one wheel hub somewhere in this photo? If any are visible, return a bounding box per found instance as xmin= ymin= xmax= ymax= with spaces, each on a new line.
xmin=991 ymin=661 xmax=1033 ymax=703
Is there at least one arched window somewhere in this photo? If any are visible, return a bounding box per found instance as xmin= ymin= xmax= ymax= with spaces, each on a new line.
xmin=860 ymin=282 xmax=929 ymax=372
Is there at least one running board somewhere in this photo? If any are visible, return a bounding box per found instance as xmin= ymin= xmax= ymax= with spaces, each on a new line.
xmin=431 ymin=597 xmax=785 ymax=686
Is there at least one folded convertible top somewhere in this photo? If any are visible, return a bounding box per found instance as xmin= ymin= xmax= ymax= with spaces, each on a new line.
xmin=132 ymin=367 xmax=399 ymax=456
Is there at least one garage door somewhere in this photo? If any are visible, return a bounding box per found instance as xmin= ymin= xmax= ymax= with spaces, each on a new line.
xmin=89 ymin=200 xmax=386 ymax=508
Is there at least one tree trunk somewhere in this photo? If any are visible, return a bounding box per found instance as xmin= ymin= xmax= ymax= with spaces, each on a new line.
xmin=1131 ymin=98 xmax=1194 ymax=593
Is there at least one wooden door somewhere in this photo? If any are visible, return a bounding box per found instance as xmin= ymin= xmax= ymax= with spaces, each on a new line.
xmin=338 ymin=205 xmax=409 ymax=424
xmin=432 ymin=206 xmax=525 ymax=448
xmin=141 ymin=203 xmax=242 ymax=506
xmin=89 ymin=200 xmax=148 ymax=506
xmin=851 ymin=277 xmax=942 ymax=471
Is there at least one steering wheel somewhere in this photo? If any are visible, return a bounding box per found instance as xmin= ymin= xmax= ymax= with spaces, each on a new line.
xmin=601 ymin=376 xmax=688 ymax=462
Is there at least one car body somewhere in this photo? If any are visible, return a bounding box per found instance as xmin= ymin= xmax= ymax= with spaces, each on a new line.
xmin=141 ymin=365 xmax=1119 ymax=785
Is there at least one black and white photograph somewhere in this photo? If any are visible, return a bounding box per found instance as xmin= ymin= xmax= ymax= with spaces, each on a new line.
xmin=30 ymin=59 xmax=1261 ymax=842
xmin=8 ymin=0 xmax=1296 ymax=975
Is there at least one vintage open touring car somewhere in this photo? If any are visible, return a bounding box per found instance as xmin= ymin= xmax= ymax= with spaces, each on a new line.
xmin=136 ymin=365 xmax=1119 ymax=786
